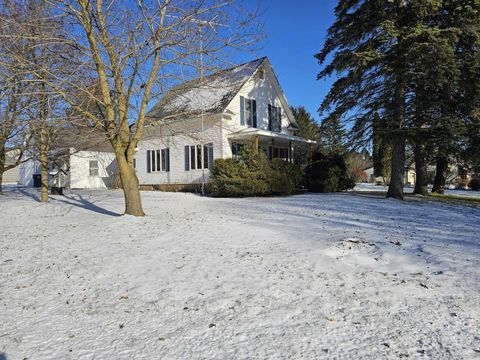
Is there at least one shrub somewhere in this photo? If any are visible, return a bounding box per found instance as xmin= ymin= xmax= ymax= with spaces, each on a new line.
xmin=469 ymin=177 xmax=480 ymax=191
xmin=210 ymin=144 xmax=303 ymax=197
xmin=269 ymin=158 xmax=303 ymax=195
xmin=304 ymin=153 xmax=355 ymax=192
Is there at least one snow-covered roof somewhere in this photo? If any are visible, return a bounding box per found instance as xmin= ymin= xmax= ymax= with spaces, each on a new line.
xmin=147 ymin=57 xmax=266 ymax=123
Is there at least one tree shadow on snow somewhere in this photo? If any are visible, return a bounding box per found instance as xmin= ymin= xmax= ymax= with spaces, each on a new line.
xmin=54 ymin=193 xmax=121 ymax=217
xmin=0 ymin=353 xmax=7 ymax=360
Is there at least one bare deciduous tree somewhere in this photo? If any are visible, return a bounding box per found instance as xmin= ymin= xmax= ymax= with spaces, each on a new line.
xmin=28 ymin=0 xmax=263 ymax=216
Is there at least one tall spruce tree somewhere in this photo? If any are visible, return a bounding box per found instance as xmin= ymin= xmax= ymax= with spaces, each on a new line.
xmin=317 ymin=0 xmax=415 ymax=200
xmin=319 ymin=115 xmax=348 ymax=155
xmin=290 ymin=106 xmax=321 ymax=166
xmin=318 ymin=0 xmax=480 ymax=198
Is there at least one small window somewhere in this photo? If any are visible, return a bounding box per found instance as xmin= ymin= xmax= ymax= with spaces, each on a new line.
xmin=258 ymin=68 xmax=265 ymax=80
xmin=196 ymin=145 xmax=202 ymax=169
xmin=89 ymin=160 xmax=99 ymax=176
xmin=203 ymin=145 xmax=209 ymax=169
xmin=190 ymin=146 xmax=196 ymax=170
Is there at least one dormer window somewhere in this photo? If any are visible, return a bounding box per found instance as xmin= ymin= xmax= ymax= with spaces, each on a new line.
xmin=240 ymin=96 xmax=257 ymax=128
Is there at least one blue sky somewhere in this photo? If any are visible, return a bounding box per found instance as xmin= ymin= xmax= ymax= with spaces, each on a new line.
xmin=246 ymin=0 xmax=338 ymax=124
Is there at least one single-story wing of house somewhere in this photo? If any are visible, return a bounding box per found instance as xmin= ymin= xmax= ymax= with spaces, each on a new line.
xmin=19 ymin=128 xmax=117 ymax=189
xmin=135 ymin=56 xmax=314 ymax=189
xmin=2 ymin=150 xmax=21 ymax=184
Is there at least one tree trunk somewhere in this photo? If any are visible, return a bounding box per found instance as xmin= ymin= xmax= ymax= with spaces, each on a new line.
xmin=39 ymin=144 xmax=48 ymax=202
xmin=116 ymin=151 xmax=144 ymax=216
xmin=432 ymin=155 xmax=448 ymax=194
xmin=0 ymin=146 xmax=5 ymax=195
xmin=387 ymin=136 xmax=405 ymax=200
xmin=387 ymin=77 xmax=406 ymax=200
xmin=413 ymin=143 xmax=428 ymax=195
xmin=0 ymin=167 xmax=4 ymax=195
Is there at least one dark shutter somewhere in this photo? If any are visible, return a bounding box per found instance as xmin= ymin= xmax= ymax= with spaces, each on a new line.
xmin=146 ymin=150 xmax=151 ymax=173
xmin=208 ymin=143 xmax=214 ymax=169
xmin=268 ymin=104 xmax=272 ymax=131
xmin=166 ymin=148 xmax=170 ymax=172
xmin=184 ymin=145 xmax=190 ymax=171
xmin=240 ymin=96 xmax=245 ymax=125
xmin=252 ymin=99 xmax=257 ymax=128
xmin=277 ymin=107 xmax=282 ymax=132
xmin=156 ymin=150 xmax=161 ymax=171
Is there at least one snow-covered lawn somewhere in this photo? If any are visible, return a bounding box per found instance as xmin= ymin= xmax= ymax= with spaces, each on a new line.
xmin=1 ymin=187 xmax=479 ymax=359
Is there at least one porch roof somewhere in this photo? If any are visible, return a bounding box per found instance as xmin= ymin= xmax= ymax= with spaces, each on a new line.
xmin=227 ymin=128 xmax=316 ymax=144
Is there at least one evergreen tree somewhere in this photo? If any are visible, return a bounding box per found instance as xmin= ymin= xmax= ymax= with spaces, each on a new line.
xmin=319 ymin=114 xmax=347 ymax=155
xmin=290 ymin=106 xmax=321 ymax=165
xmin=372 ymin=113 xmax=391 ymax=184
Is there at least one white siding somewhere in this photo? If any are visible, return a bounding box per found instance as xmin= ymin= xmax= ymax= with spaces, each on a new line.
xmin=19 ymin=157 xmax=40 ymax=186
xmin=137 ymin=62 xmax=297 ymax=186
xmin=136 ymin=117 xmax=222 ymax=185
xmin=2 ymin=166 xmax=19 ymax=184
xmin=69 ymin=151 xmax=117 ymax=189
xmin=223 ymin=67 xmax=294 ymax=134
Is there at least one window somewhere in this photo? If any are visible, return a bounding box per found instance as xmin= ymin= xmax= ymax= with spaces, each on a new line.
xmin=269 ymin=146 xmax=289 ymax=161
xmin=268 ymin=104 xmax=282 ymax=132
xmin=185 ymin=143 xmax=213 ymax=170
xmin=146 ymin=148 xmax=170 ymax=173
xmin=240 ymin=96 xmax=257 ymax=128
xmin=196 ymin=145 xmax=202 ymax=169
xmin=231 ymin=142 xmax=246 ymax=160
xmin=89 ymin=160 xmax=99 ymax=176
xmin=257 ymin=68 xmax=265 ymax=80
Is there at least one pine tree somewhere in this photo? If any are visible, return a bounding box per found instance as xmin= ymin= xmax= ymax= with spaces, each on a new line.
xmin=372 ymin=113 xmax=391 ymax=184
xmin=290 ymin=106 xmax=321 ymax=165
xmin=319 ymin=115 xmax=347 ymax=155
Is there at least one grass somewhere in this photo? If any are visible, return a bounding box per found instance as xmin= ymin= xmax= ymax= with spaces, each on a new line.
xmin=352 ymin=189 xmax=480 ymax=206
xmin=427 ymin=192 xmax=480 ymax=204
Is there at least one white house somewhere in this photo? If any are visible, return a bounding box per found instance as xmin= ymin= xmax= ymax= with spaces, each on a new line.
xmin=19 ymin=128 xmax=117 ymax=189
xmin=2 ymin=150 xmax=20 ymax=184
xmin=135 ymin=57 xmax=314 ymax=189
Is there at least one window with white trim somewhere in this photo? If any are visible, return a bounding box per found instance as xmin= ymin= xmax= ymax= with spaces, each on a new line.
xmin=268 ymin=104 xmax=282 ymax=132
xmin=240 ymin=96 xmax=257 ymax=128
xmin=185 ymin=143 xmax=213 ymax=170
xmin=146 ymin=148 xmax=170 ymax=173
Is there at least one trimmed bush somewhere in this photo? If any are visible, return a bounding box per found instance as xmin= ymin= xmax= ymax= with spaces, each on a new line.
xmin=210 ymin=144 xmax=302 ymax=197
xmin=469 ymin=177 xmax=480 ymax=191
xmin=304 ymin=153 xmax=355 ymax=192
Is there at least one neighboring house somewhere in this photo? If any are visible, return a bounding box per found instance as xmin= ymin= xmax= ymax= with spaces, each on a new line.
xmin=135 ymin=57 xmax=314 ymax=188
xmin=19 ymin=128 xmax=117 ymax=189
xmin=364 ymin=163 xmax=470 ymax=187
xmin=2 ymin=150 xmax=20 ymax=184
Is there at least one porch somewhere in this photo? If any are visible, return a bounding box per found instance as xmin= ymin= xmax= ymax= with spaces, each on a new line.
xmin=227 ymin=128 xmax=315 ymax=162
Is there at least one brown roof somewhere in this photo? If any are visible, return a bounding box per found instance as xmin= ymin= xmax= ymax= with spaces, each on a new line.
xmin=53 ymin=127 xmax=114 ymax=153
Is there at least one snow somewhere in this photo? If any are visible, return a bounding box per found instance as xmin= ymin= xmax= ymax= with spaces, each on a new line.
xmin=355 ymin=182 xmax=480 ymax=198
xmin=160 ymin=58 xmax=264 ymax=116
xmin=1 ymin=187 xmax=479 ymax=359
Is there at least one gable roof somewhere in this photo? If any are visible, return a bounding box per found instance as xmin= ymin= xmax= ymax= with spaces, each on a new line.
xmin=147 ymin=57 xmax=267 ymax=123
xmin=53 ymin=127 xmax=113 ymax=153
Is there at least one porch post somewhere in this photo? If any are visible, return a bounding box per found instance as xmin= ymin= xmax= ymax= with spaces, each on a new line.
xmin=289 ymin=141 xmax=292 ymax=163
xmin=255 ymin=135 xmax=259 ymax=154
